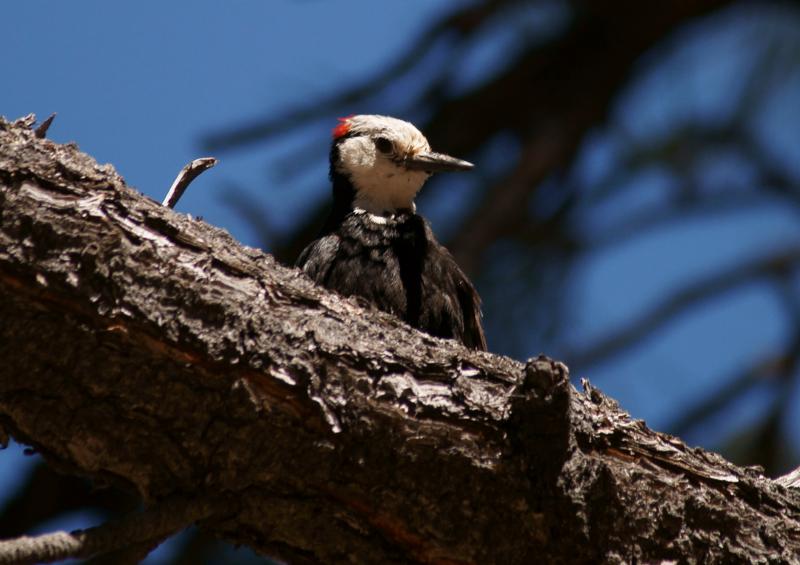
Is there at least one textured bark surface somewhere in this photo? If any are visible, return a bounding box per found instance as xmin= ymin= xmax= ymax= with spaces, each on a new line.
xmin=1 ymin=116 xmax=799 ymax=564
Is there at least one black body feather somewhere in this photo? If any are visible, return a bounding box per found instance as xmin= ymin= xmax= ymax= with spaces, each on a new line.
xmin=297 ymin=210 xmax=486 ymax=350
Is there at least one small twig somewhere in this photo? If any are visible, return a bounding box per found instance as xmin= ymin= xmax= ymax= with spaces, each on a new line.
xmin=34 ymin=114 xmax=57 ymax=139
xmin=162 ymin=157 xmax=218 ymax=209
xmin=0 ymin=496 xmax=223 ymax=564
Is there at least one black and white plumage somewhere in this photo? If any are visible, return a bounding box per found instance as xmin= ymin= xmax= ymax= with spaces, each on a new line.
xmin=296 ymin=115 xmax=486 ymax=350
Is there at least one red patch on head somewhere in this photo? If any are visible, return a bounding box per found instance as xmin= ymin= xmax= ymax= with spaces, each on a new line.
xmin=332 ymin=115 xmax=353 ymax=139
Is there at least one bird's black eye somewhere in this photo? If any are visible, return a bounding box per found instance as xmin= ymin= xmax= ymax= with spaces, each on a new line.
xmin=374 ymin=136 xmax=394 ymax=154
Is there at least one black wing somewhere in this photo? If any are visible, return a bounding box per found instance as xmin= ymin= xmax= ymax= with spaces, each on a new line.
xmin=454 ymin=272 xmax=487 ymax=351
xmin=420 ymin=232 xmax=487 ymax=351
xmin=296 ymin=234 xmax=340 ymax=282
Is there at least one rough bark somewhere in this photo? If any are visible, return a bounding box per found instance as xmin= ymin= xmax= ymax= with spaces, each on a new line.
xmin=0 ymin=116 xmax=798 ymax=564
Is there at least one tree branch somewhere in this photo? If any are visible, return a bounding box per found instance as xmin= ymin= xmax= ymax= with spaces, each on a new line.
xmin=0 ymin=496 xmax=221 ymax=565
xmin=1 ymin=116 xmax=799 ymax=563
xmin=161 ymin=157 xmax=217 ymax=209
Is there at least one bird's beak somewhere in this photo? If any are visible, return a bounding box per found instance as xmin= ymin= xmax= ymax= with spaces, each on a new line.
xmin=404 ymin=151 xmax=474 ymax=173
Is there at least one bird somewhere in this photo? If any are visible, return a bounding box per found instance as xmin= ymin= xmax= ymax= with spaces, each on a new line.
xmin=296 ymin=114 xmax=487 ymax=350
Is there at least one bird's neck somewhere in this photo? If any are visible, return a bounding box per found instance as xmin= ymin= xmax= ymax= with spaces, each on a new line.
xmin=329 ymin=170 xmax=416 ymax=221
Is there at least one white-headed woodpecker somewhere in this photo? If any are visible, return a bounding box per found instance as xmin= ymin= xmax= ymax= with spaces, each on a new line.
xmin=296 ymin=115 xmax=486 ymax=350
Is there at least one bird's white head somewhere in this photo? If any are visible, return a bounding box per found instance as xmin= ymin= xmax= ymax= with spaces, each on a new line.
xmin=330 ymin=114 xmax=473 ymax=215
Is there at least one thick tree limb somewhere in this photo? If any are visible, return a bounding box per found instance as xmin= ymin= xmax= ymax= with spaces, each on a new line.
xmin=778 ymin=467 xmax=800 ymax=489
xmin=1 ymin=117 xmax=799 ymax=563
